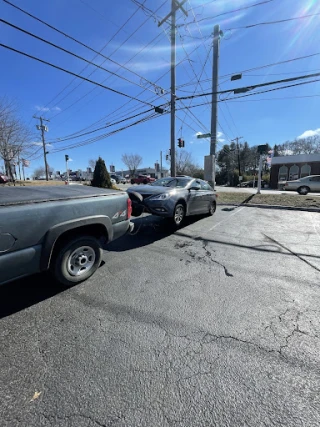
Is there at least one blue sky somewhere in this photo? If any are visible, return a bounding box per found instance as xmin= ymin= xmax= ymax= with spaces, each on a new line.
xmin=1 ymin=0 xmax=320 ymax=176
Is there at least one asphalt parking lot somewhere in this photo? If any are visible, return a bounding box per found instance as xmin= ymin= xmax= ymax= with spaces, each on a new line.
xmin=1 ymin=207 xmax=320 ymax=426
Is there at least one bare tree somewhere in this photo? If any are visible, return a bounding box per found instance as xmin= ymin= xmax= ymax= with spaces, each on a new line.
xmin=170 ymin=150 xmax=202 ymax=176
xmin=33 ymin=165 xmax=54 ymax=179
xmin=88 ymin=159 xmax=96 ymax=170
xmin=0 ymin=97 xmax=33 ymax=180
xmin=121 ymin=153 xmax=142 ymax=176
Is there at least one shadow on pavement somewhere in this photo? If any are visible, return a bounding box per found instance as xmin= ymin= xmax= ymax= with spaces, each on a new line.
xmin=108 ymin=214 xmax=206 ymax=252
xmin=0 ymin=273 xmax=66 ymax=319
xmin=175 ymin=231 xmax=320 ymax=264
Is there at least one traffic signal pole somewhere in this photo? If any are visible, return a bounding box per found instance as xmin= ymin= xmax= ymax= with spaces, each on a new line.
xmin=65 ymin=155 xmax=69 ymax=184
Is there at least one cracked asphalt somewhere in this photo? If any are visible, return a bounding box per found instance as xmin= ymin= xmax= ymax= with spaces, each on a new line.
xmin=1 ymin=207 xmax=320 ymax=427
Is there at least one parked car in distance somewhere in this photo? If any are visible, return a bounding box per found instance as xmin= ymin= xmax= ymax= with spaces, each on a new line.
xmin=127 ymin=176 xmax=217 ymax=226
xmin=242 ymin=180 xmax=267 ymax=188
xmin=110 ymin=178 xmax=116 ymax=185
xmin=0 ymin=174 xmax=9 ymax=184
xmin=130 ymin=175 xmax=156 ymax=185
xmin=284 ymin=175 xmax=320 ymax=195
xmin=0 ymin=186 xmax=133 ymax=287
xmin=110 ymin=174 xmax=122 ymax=184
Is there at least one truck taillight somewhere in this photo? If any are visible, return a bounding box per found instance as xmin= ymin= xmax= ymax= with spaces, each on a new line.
xmin=127 ymin=198 xmax=132 ymax=219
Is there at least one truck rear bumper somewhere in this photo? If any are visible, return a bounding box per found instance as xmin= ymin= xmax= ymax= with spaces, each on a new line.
xmin=111 ymin=220 xmax=134 ymax=242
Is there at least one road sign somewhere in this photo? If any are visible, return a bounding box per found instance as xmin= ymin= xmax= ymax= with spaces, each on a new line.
xmin=197 ymin=133 xmax=211 ymax=139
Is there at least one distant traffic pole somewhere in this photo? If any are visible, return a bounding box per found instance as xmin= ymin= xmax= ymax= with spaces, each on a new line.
xmin=65 ymin=154 xmax=69 ymax=184
xmin=257 ymin=155 xmax=263 ymax=194
xmin=160 ymin=150 xmax=163 ymax=178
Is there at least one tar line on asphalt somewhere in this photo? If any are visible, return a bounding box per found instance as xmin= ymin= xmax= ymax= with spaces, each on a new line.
xmin=209 ymin=206 xmax=245 ymax=231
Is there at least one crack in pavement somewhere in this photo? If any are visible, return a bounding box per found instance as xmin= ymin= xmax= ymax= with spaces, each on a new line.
xmin=40 ymin=412 xmax=123 ymax=427
xmin=174 ymin=238 xmax=233 ymax=277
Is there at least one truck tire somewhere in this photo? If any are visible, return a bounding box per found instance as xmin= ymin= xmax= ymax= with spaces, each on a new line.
xmin=51 ymin=236 xmax=103 ymax=287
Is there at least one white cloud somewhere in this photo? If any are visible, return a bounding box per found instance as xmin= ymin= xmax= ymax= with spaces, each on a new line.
xmin=32 ymin=142 xmax=52 ymax=147
xmin=217 ymin=131 xmax=225 ymax=143
xmin=35 ymin=106 xmax=50 ymax=112
xmin=298 ymin=128 xmax=320 ymax=139
xmin=34 ymin=105 xmax=61 ymax=113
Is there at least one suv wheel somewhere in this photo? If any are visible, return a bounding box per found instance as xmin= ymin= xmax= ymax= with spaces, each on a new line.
xmin=131 ymin=179 xmax=135 ymax=185
xmin=298 ymin=186 xmax=309 ymax=195
xmin=51 ymin=236 xmax=103 ymax=287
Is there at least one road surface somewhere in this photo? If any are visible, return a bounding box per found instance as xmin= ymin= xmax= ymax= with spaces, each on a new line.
xmin=1 ymin=207 xmax=320 ymax=426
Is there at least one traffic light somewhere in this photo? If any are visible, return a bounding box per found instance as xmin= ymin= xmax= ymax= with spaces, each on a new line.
xmin=166 ymin=154 xmax=169 ymax=160
xmin=177 ymin=138 xmax=185 ymax=148
xmin=65 ymin=154 xmax=69 ymax=162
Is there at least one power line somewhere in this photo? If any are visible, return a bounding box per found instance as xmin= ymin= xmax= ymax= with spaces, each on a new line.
xmin=50 ymin=107 xmax=155 ymax=143
xmin=174 ymin=52 xmax=320 ymax=90
xmin=175 ymin=78 xmax=320 ymax=108
xmin=177 ymin=0 xmax=276 ymax=27
xmin=227 ymin=94 xmax=320 ymax=103
xmin=49 ymin=111 xmax=164 ymax=153
xmin=176 ymin=71 xmax=320 ymax=101
xmin=45 ymin=0 xmax=168 ymax=119
xmin=226 ymin=11 xmax=320 ymax=31
xmin=3 ymin=0 xmax=166 ymax=98
xmin=0 ymin=43 xmax=156 ymax=107
xmin=0 ymin=18 xmax=166 ymax=98
xmin=50 ymin=25 xmax=209 ymax=141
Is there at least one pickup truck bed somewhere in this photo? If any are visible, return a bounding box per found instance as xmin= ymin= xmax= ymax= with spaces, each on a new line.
xmin=0 ymin=185 xmax=118 ymax=206
xmin=0 ymin=185 xmax=133 ymax=287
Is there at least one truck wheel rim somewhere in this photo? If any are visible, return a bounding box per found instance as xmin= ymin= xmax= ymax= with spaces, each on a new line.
xmin=174 ymin=206 xmax=184 ymax=224
xmin=67 ymin=246 xmax=96 ymax=276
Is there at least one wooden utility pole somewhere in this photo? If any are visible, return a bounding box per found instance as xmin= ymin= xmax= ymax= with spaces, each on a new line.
xmin=158 ymin=0 xmax=188 ymax=177
xmin=34 ymin=116 xmax=50 ymax=181
xmin=210 ymin=24 xmax=221 ymax=157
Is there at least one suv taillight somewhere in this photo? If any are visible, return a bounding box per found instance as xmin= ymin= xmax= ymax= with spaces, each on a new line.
xmin=127 ymin=198 xmax=132 ymax=219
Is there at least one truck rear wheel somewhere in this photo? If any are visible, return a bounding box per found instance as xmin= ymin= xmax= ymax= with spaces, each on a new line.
xmin=51 ymin=236 xmax=103 ymax=287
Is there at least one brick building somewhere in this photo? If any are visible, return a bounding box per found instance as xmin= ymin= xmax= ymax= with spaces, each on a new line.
xmin=270 ymin=154 xmax=320 ymax=189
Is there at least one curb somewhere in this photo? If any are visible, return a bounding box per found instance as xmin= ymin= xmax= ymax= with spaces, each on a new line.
xmin=218 ymin=203 xmax=320 ymax=213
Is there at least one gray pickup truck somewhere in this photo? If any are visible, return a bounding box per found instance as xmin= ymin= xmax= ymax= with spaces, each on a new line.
xmin=0 ymin=185 xmax=133 ymax=287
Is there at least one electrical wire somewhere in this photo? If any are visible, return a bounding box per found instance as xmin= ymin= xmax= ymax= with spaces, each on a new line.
xmin=226 ymin=11 xmax=320 ymax=31
xmin=3 ymin=1 xmax=167 ymax=100
xmin=177 ymin=0 xmax=276 ymax=27
xmin=50 ymin=31 xmax=209 ymax=142
xmin=50 ymin=107 xmax=155 ymax=143
xmin=0 ymin=18 xmax=167 ymax=99
xmin=176 ymin=71 xmax=320 ymax=101
xmin=46 ymin=0 xmax=168 ymax=120
xmin=0 ymin=43 xmax=156 ymax=107
xmin=175 ymin=77 xmax=320 ymax=109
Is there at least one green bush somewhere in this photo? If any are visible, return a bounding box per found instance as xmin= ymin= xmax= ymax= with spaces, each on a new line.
xmin=91 ymin=157 xmax=112 ymax=188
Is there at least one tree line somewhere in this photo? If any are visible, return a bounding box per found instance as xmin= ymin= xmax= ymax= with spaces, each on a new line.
xmin=216 ymin=135 xmax=320 ymax=186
